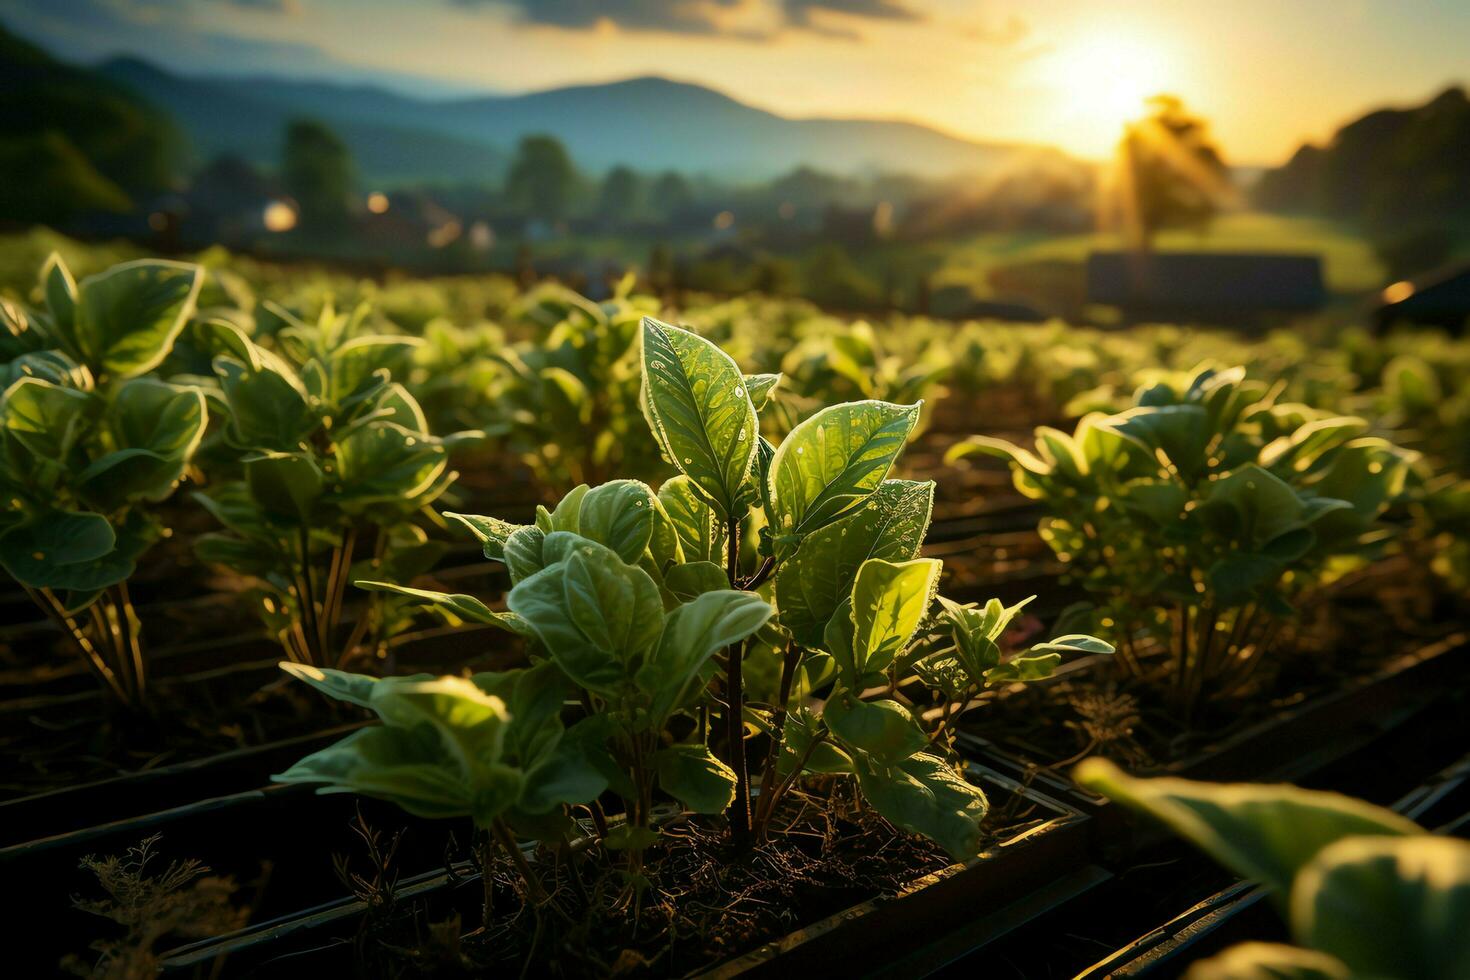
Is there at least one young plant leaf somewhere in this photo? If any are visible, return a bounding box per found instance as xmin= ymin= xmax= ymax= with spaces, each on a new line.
xmin=640 ymin=317 xmax=757 ymax=518
xmin=1075 ymin=759 xmax=1420 ymax=897
xmin=853 ymin=752 xmax=989 ymax=861
xmin=844 ymin=557 xmax=941 ymax=680
xmin=656 ymin=743 xmax=737 ymax=814
xmin=768 ymin=400 xmax=921 ymax=548
xmin=774 ymin=479 xmax=934 ymax=647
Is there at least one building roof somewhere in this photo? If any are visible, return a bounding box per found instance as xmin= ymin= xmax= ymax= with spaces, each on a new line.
xmin=1086 ymin=251 xmax=1326 ymax=315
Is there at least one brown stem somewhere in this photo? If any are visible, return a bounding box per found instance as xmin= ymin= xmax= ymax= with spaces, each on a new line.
xmin=753 ymin=643 xmax=802 ymax=838
xmin=297 ymin=524 xmax=325 ymax=665
xmin=491 ymin=819 xmax=551 ymax=907
xmin=26 ymin=586 xmax=129 ymax=704
xmin=724 ymin=516 xmax=751 ymax=847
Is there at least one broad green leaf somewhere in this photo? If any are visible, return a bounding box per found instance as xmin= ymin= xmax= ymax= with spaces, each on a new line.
xmin=334 ymin=421 xmax=448 ymax=513
xmin=78 ymin=381 xmax=207 ymax=508
xmin=213 ymin=355 xmax=315 ymax=451
xmin=823 ymin=690 xmax=927 ymax=766
xmin=1290 ymin=835 xmax=1470 ymax=980
xmin=846 ymin=557 xmax=941 ymax=679
xmin=1108 ymin=404 xmax=1211 ymax=481
xmin=446 ymin=511 xmax=525 ymax=562
xmin=1075 ymin=759 xmax=1419 ymax=897
xmin=503 ymin=525 xmax=548 ymax=584
xmin=1202 ymin=465 xmax=1307 ymax=548
xmin=658 ymin=475 xmax=727 ymax=564
xmin=768 ymin=400 xmax=920 ymax=545
xmin=279 ymin=661 xmax=418 ymax=709
xmin=72 ymin=260 xmax=202 ymax=377
xmin=853 ymin=752 xmax=989 ymax=861
xmin=656 ymin=743 xmax=737 ymax=814
xmin=663 ymin=561 xmax=730 ymax=601
xmin=245 ymin=451 xmax=323 ymax=521
xmin=367 ymin=676 xmax=510 ymax=776
xmin=274 ymin=725 xmax=472 ymax=820
xmin=577 ymin=479 xmax=657 ymax=563
xmin=641 ymin=589 xmax=772 ymax=721
xmin=775 ymin=480 xmax=934 ymax=647
xmin=2 ymin=377 xmax=96 ymax=461
xmin=0 ymin=510 xmax=118 ymax=590
xmin=641 ymin=317 xmax=757 ymax=518
xmin=564 ymin=546 xmax=665 ymax=659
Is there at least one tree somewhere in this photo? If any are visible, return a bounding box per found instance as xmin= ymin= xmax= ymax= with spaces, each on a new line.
xmin=281 ymin=119 xmax=354 ymax=231
xmin=505 ymin=135 xmax=578 ymax=224
xmin=1111 ymin=95 xmax=1231 ymax=251
xmin=597 ymin=165 xmax=643 ymax=224
xmin=650 ymin=170 xmax=694 ymax=223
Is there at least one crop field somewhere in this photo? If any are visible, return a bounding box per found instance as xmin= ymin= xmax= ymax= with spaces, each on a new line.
xmin=0 ymin=230 xmax=1465 ymax=978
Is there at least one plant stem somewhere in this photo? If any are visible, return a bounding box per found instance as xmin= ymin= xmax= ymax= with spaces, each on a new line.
xmin=296 ymin=524 xmax=324 ymax=665
xmin=724 ymin=516 xmax=751 ymax=846
xmin=753 ymin=642 xmax=801 ymax=838
xmin=26 ymin=586 xmax=129 ymax=705
xmin=492 ymin=819 xmax=551 ymax=906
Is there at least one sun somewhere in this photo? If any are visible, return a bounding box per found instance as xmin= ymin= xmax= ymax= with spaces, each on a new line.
xmin=1035 ymin=29 xmax=1177 ymax=159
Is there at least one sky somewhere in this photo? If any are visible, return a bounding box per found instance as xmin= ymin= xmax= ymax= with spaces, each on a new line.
xmin=8 ymin=0 xmax=1470 ymax=164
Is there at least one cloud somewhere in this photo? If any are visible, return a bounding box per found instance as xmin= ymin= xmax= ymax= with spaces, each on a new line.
xmin=457 ymin=0 xmax=925 ymax=39
xmin=783 ymin=0 xmax=920 ymax=27
xmin=458 ymin=0 xmax=745 ymax=36
xmin=221 ymin=0 xmax=302 ymax=14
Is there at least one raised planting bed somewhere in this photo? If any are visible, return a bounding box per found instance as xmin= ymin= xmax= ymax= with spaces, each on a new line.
xmin=931 ymin=672 xmax=1470 ymax=978
xmin=960 ymin=629 xmax=1470 ymax=823
xmin=151 ymin=764 xmax=1099 ymax=979
xmin=1071 ymin=748 xmax=1470 ymax=978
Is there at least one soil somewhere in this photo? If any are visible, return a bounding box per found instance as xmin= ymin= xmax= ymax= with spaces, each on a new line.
xmin=334 ymin=776 xmax=1050 ymax=979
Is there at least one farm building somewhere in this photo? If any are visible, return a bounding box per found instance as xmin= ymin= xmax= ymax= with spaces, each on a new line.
xmin=1086 ymin=251 xmax=1326 ymax=325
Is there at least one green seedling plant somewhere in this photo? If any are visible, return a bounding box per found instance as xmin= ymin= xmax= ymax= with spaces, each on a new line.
xmin=488 ymin=281 xmax=669 ymax=493
xmin=949 ymin=364 xmax=1417 ymax=718
xmin=277 ymin=315 xmax=1108 ymax=935
xmin=194 ymin=302 xmax=477 ymax=667
xmin=0 ymin=254 xmax=207 ymax=709
xmin=1079 ymin=759 xmax=1470 ymax=980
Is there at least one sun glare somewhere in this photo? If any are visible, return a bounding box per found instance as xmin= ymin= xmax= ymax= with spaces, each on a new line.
xmin=1037 ymin=30 xmax=1177 ymax=158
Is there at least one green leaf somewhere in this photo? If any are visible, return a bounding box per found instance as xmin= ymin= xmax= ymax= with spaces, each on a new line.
xmin=656 ymin=743 xmax=737 ymax=813
xmin=577 ymin=479 xmax=657 ymax=563
xmin=42 ymin=252 xmax=77 ymax=332
xmin=274 ymin=725 xmax=472 ymax=820
xmin=1030 ymin=634 xmax=1115 ymax=655
xmin=279 ymin=661 xmax=416 ymax=709
xmin=844 ymin=557 xmax=941 ymax=680
xmin=744 ymin=372 xmax=781 ymax=411
xmin=245 ymin=451 xmax=323 ymax=522
xmin=1074 ymin=759 xmax=1420 ymax=897
xmin=823 ymin=690 xmax=927 ymax=766
xmin=641 ymin=317 xmax=757 ymax=518
xmin=2 ymin=376 xmax=96 ymax=461
xmin=355 ymin=580 xmax=526 ymax=633
xmin=775 ymin=480 xmax=934 ymax=647
xmin=78 ymin=380 xmax=207 ymax=508
xmin=72 ymin=260 xmax=203 ymax=377
xmin=1202 ymin=465 xmax=1307 ymax=549
xmin=446 ymin=512 xmax=526 ymax=562
xmin=663 ymin=561 xmax=731 ymax=602
xmin=640 ymin=589 xmax=772 ymax=721
xmin=0 ymin=510 xmax=119 ymax=590
xmin=503 ymin=525 xmax=549 ymax=584
xmin=853 ymin=752 xmax=989 ymax=861
xmin=1290 ymin=835 xmax=1470 ymax=980
xmin=333 ymin=421 xmax=448 ymax=514
xmin=769 ymin=400 xmax=920 ymax=546
xmin=507 ymin=535 xmax=664 ymax=695
xmin=657 ymin=475 xmax=727 ymax=564
xmin=213 ymin=354 xmax=315 ymax=451
xmin=1107 ymin=404 xmax=1211 ymax=481
xmin=1182 ymin=943 xmax=1351 ymax=980
xmin=984 ymin=652 xmax=1062 ymax=684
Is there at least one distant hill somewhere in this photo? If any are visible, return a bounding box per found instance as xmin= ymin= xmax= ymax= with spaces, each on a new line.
xmin=99 ymin=59 xmax=1058 ymax=183
xmin=0 ymin=25 xmax=179 ymax=221
xmin=101 ymin=58 xmax=506 ymax=186
xmin=1255 ymin=85 xmax=1470 ymax=229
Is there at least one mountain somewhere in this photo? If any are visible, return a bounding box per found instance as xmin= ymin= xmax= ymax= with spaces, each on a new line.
xmin=99 ymin=59 xmax=1056 ymax=183
xmin=0 ymin=25 xmax=179 ymax=221
xmin=1255 ymin=85 xmax=1470 ymax=228
xmin=101 ymin=58 xmax=505 ymax=186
